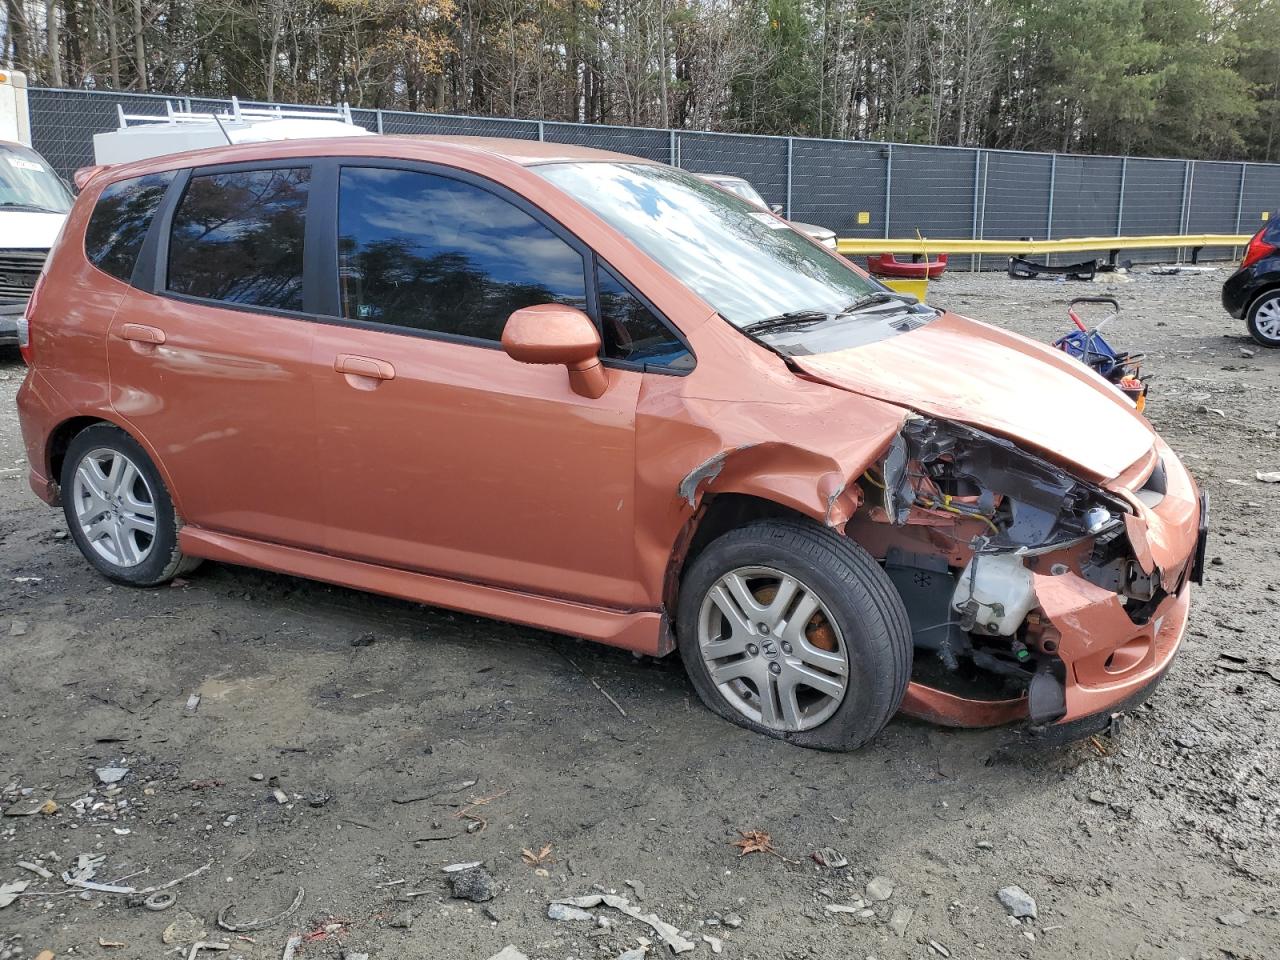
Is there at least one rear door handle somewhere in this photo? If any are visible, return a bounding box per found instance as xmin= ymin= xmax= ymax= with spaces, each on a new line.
xmin=120 ymin=323 xmax=166 ymax=345
xmin=334 ymin=354 xmax=395 ymax=381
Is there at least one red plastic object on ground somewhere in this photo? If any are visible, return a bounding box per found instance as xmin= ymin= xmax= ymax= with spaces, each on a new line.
xmin=866 ymin=253 xmax=948 ymax=279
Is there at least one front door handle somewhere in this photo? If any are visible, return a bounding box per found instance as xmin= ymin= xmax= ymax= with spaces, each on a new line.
xmin=335 ymin=354 xmax=395 ymax=381
xmin=120 ymin=323 xmax=166 ymax=345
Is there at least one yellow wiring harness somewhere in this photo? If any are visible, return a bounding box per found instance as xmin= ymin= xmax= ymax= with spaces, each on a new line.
xmin=863 ymin=470 xmax=1000 ymax=535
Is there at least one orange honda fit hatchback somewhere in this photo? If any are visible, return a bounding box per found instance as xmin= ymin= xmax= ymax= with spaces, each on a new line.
xmin=16 ymin=136 xmax=1207 ymax=750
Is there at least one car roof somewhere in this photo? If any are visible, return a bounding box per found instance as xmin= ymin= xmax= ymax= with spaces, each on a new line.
xmin=77 ymin=133 xmax=657 ymax=192
xmin=406 ymin=135 xmax=657 ymax=166
xmin=698 ymin=173 xmax=746 ymax=183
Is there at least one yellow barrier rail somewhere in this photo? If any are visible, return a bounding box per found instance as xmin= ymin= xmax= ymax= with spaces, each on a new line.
xmin=836 ymin=233 xmax=1251 ymax=259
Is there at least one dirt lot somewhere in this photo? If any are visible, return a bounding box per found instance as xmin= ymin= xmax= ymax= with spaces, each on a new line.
xmin=1 ymin=268 xmax=1277 ymax=960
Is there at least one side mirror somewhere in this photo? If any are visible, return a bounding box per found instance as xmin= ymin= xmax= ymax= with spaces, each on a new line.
xmin=769 ymin=202 xmax=784 ymax=215
xmin=501 ymin=304 xmax=608 ymax=399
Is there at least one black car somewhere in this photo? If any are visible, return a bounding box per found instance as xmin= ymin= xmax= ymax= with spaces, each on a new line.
xmin=1222 ymin=214 xmax=1280 ymax=347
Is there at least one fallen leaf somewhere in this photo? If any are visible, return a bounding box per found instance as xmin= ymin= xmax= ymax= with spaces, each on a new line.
xmin=521 ymin=843 xmax=554 ymax=866
xmin=732 ymin=829 xmax=777 ymax=857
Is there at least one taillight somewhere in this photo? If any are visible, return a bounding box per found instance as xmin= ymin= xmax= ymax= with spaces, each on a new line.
xmin=1242 ymin=229 xmax=1276 ymax=268
xmin=16 ymin=314 xmax=30 ymax=364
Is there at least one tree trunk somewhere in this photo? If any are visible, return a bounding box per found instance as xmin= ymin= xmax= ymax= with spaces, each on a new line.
xmin=131 ymin=0 xmax=146 ymax=90
xmin=106 ymin=0 xmax=120 ymax=87
xmin=7 ymin=0 xmax=31 ymax=72
xmin=45 ymin=0 xmax=62 ymax=86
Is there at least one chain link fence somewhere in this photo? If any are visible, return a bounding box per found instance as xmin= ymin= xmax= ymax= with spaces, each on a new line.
xmin=28 ymin=87 xmax=1280 ymax=268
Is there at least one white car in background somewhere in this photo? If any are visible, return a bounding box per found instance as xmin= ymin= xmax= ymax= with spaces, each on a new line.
xmin=0 ymin=139 xmax=73 ymax=345
xmin=697 ymin=173 xmax=837 ymax=249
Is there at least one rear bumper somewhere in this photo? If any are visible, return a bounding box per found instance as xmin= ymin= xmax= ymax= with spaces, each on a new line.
xmin=1221 ymin=268 xmax=1252 ymax=318
xmin=16 ymin=368 xmax=67 ymax=505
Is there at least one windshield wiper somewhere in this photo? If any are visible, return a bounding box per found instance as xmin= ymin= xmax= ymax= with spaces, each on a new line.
xmin=0 ymin=201 xmax=63 ymax=214
xmin=838 ymin=290 xmax=919 ymax=314
xmin=741 ymin=309 xmax=831 ymax=335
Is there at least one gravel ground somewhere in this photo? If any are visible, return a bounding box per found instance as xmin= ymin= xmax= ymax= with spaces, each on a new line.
xmin=1 ymin=268 xmax=1277 ymax=960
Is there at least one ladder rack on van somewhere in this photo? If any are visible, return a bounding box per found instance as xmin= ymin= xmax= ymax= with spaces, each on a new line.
xmin=114 ymin=96 xmax=355 ymax=130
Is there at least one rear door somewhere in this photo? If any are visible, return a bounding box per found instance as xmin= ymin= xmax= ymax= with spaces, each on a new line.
xmin=106 ymin=161 xmax=327 ymax=549
xmin=308 ymin=162 xmax=647 ymax=607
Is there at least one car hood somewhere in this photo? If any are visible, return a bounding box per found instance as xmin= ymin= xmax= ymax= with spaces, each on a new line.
xmin=0 ymin=210 xmax=66 ymax=249
xmin=790 ymin=310 xmax=1156 ymax=481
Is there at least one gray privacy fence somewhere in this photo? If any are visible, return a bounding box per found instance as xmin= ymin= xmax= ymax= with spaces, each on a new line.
xmin=27 ymin=87 xmax=1280 ymax=267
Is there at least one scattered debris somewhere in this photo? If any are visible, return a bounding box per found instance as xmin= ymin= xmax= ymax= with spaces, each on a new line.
xmin=4 ymin=796 xmax=53 ymax=816
xmin=351 ymin=631 xmax=376 ymax=647
xmin=701 ymin=933 xmax=723 ymax=954
xmin=271 ymin=788 xmax=289 ymax=804
xmin=626 ymin=879 xmax=646 ymax=901
xmin=1256 ymin=471 xmax=1280 ymax=483
xmin=449 ymin=866 xmax=496 ymax=903
xmin=563 ymin=655 xmax=629 ymax=718
xmin=0 ymin=880 xmax=30 ymax=908
xmin=811 ymin=847 xmax=849 ymax=869
xmin=824 ymin=904 xmax=861 ymax=915
xmin=454 ymin=788 xmax=508 ymax=834
xmin=888 ymin=905 xmax=914 ymax=936
xmin=184 ymin=693 xmax=201 ymax=713
xmin=217 ymin=886 xmax=305 ymax=932
xmin=187 ymin=779 xmax=224 ymax=790
xmin=487 ymin=948 xmax=529 ymax=960
xmin=550 ymin=895 xmax=695 ymax=953
xmin=1217 ymin=909 xmax=1249 ymax=927
xmin=9 ymin=620 xmax=27 ymax=637
xmin=721 ymin=912 xmax=743 ymax=929
xmin=97 ymin=937 xmax=126 ymax=949
xmin=997 ymin=885 xmax=1038 ymax=920
xmin=389 ymin=909 xmax=415 ymax=929
xmin=442 ymin=861 xmax=483 ymax=873
xmin=187 ymin=943 xmax=229 ymax=960
xmin=308 ymin=793 xmax=331 ymax=808
xmin=391 ymin=778 xmax=478 ymax=805
xmin=548 ymin=902 xmax=595 ymax=922
xmin=96 ymin=766 xmax=129 ymax=785
xmin=928 ymin=939 xmax=951 ymax=957
xmin=144 ymin=891 xmax=177 ymax=911
xmin=17 ymin=861 xmax=53 ymax=879
xmin=279 ymin=935 xmax=303 ymax=960
xmin=865 ymin=876 xmax=894 ymax=901
xmin=162 ymin=912 xmax=207 ymax=945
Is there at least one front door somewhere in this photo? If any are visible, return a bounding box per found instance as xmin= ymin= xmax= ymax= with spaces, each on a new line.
xmin=310 ymin=164 xmax=643 ymax=608
xmin=107 ymin=163 xmax=326 ymax=550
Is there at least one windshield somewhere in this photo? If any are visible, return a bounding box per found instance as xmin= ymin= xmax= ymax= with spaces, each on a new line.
xmin=0 ymin=143 xmax=73 ymax=214
xmin=537 ymin=162 xmax=884 ymax=329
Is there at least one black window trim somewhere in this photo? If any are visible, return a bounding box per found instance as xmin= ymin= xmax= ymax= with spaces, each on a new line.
xmin=132 ymin=154 xmax=696 ymax=376
xmin=139 ymin=158 xmax=330 ymax=324
xmin=590 ymin=254 xmax=696 ymax=376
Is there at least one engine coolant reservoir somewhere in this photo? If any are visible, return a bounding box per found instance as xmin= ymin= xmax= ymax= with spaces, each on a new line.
xmin=951 ymin=552 xmax=1037 ymax=636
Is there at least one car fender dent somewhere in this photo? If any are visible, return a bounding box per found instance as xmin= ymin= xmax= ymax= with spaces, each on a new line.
xmin=676 ymin=441 xmax=872 ymax=529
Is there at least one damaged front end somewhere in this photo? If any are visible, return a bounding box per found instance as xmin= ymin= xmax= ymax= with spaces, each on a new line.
xmin=857 ymin=416 xmax=1200 ymax=729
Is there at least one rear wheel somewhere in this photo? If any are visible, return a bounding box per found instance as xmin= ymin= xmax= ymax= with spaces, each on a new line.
xmin=677 ymin=518 xmax=912 ymax=751
xmin=1246 ymin=290 xmax=1280 ymax=347
xmin=60 ymin=423 xmax=199 ymax=586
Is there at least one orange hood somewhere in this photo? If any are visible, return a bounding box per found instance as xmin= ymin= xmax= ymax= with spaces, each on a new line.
xmin=792 ymin=311 xmax=1155 ymax=482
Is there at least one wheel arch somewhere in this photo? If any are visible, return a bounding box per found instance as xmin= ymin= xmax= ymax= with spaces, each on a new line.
xmin=46 ymin=415 xmax=184 ymax=514
xmin=1246 ymin=282 xmax=1280 ymax=316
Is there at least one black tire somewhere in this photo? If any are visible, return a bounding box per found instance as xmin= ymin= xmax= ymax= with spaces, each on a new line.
xmin=676 ymin=518 xmax=912 ymax=751
xmin=60 ymin=423 xmax=200 ymax=586
xmin=1246 ymin=289 xmax=1280 ymax=348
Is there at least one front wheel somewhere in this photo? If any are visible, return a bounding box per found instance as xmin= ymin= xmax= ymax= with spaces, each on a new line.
xmin=60 ymin=423 xmax=199 ymax=586
xmin=1246 ymin=290 xmax=1280 ymax=347
xmin=676 ymin=518 xmax=913 ymax=751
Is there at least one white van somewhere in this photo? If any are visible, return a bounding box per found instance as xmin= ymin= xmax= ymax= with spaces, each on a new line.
xmin=0 ymin=71 xmax=73 ymax=344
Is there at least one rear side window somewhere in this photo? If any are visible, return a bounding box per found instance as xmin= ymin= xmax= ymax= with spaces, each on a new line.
xmin=598 ymin=265 xmax=692 ymax=370
xmin=84 ymin=171 xmax=175 ymax=282
xmin=167 ymin=167 xmax=310 ymax=311
xmin=336 ymin=166 xmax=587 ymax=340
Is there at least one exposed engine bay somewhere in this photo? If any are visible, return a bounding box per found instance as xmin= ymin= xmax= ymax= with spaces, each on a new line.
xmin=856 ymin=415 xmax=1181 ymax=724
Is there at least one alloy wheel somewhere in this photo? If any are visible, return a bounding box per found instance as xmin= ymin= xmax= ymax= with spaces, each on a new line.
xmin=696 ymin=565 xmax=850 ymax=732
xmin=1254 ymin=294 xmax=1280 ymax=343
xmin=71 ymin=447 xmax=158 ymax=567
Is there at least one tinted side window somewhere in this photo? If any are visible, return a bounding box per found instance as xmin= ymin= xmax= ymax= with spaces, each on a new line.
xmin=84 ymin=171 xmax=175 ymax=282
xmin=167 ymin=167 xmax=310 ymax=311
xmin=598 ymin=265 xmax=692 ymax=370
xmin=337 ymin=167 xmax=587 ymax=340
